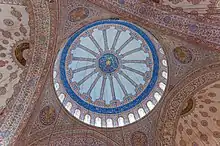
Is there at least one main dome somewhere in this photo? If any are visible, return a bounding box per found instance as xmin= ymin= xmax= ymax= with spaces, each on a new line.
xmin=53 ymin=20 xmax=168 ymax=128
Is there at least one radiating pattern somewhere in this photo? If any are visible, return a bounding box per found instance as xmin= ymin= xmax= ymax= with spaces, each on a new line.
xmin=67 ymin=25 xmax=153 ymax=107
xmin=54 ymin=20 xmax=168 ymax=128
xmin=175 ymin=81 xmax=220 ymax=146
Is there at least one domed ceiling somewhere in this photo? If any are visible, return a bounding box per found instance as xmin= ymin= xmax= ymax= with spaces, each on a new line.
xmin=53 ymin=20 xmax=168 ymax=127
xmin=0 ymin=3 xmax=30 ymax=113
xmin=0 ymin=0 xmax=220 ymax=145
xmin=175 ymin=80 xmax=220 ymax=145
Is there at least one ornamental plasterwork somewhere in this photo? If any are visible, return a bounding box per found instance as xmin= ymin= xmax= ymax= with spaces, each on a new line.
xmin=0 ymin=0 xmax=220 ymax=145
xmin=0 ymin=0 xmax=58 ymax=145
xmin=158 ymin=34 xmax=220 ymax=86
xmin=141 ymin=0 xmax=220 ymax=18
xmin=161 ymin=0 xmax=212 ymax=15
xmin=53 ymin=19 xmax=168 ymax=128
xmin=157 ymin=62 xmax=220 ymax=145
xmin=0 ymin=4 xmax=30 ymax=116
xmin=88 ymin=0 xmax=220 ymax=50
xmin=175 ymin=80 xmax=220 ymax=145
xmin=17 ymin=62 xmax=220 ymax=146
xmin=14 ymin=75 xmax=159 ymax=146
xmin=59 ymin=0 xmax=117 ymax=42
xmin=0 ymin=0 xmax=23 ymax=5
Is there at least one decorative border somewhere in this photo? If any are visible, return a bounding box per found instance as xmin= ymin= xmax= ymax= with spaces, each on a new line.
xmin=59 ymin=20 xmax=159 ymax=114
xmin=0 ymin=0 xmax=59 ymax=145
xmin=88 ymin=0 xmax=220 ymax=50
xmin=156 ymin=62 xmax=220 ymax=145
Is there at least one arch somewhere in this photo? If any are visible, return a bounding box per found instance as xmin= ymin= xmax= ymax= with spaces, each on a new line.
xmin=128 ymin=113 xmax=135 ymax=123
xmin=65 ymin=102 xmax=72 ymax=111
xmin=175 ymin=80 xmax=220 ymax=145
xmin=159 ymin=82 xmax=166 ymax=91
xmin=157 ymin=63 xmax=220 ymax=146
xmin=147 ymin=101 xmax=154 ymax=110
xmin=54 ymin=83 xmax=59 ymax=91
xmin=95 ymin=117 xmax=101 ymax=127
xmin=84 ymin=114 xmax=91 ymax=124
xmin=74 ymin=109 xmax=81 ymax=118
xmin=118 ymin=117 xmax=124 ymax=126
xmin=162 ymin=60 xmax=167 ymax=67
xmin=162 ymin=71 xmax=167 ymax=79
xmin=159 ymin=48 xmax=164 ymax=54
xmin=53 ymin=71 xmax=57 ymax=78
xmin=58 ymin=94 xmax=65 ymax=102
xmin=106 ymin=119 xmax=113 ymax=128
xmin=154 ymin=92 xmax=161 ymax=101
xmin=28 ymin=129 xmax=120 ymax=146
xmin=1 ymin=2 xmax=60 ymax=145
xmin=138 ymin=108 xmax=146 ymax=118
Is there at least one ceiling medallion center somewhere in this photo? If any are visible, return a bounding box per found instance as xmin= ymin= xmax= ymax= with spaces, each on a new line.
xmin=98 ymin=53 xmax=119 ymax=74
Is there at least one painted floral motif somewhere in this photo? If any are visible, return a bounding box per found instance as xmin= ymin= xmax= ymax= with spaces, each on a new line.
xmin=10 ymin=7 xmax=22 ymax=21
xmin=99 ymin=53 xmax=119 ymax=73
xmin=39 ymin=106 xmax=56 ymax=126
xmin=68 ymin=7 xmax=89 ymax=22
xmin=187 ymin=0 xmax=202 ymax=5
xmin=131 ymin=131 xmax=148 ymax=146
xmin=3 ymin=19 xmax=14 ymax=26
xmin=173 ymin=46 xmax=193 ymax=64
xmin=0 ymin=60 xmax=8 ymax=67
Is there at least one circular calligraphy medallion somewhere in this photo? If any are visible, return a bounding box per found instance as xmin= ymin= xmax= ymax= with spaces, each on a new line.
xmin=98 ymin=53 xmax=119 ymax=73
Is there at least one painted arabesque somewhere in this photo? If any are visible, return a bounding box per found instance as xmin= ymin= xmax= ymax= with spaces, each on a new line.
xmin=0 ymin=0 xmax=219 ymax=145
xmin=53 ymin=20 xmax=168 ymax=127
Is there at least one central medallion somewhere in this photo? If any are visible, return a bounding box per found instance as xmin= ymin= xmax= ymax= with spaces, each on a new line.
xmin=53 ymin=20 xmax=168 ymax=128
xmin=98 ymin=53 xmax=119 ymax=73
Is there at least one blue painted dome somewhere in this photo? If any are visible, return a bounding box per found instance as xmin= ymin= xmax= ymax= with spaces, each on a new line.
xmin=53 ymin=20 xmax=168 ymax=128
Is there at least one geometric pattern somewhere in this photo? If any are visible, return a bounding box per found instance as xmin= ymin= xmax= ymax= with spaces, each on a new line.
xmin=53 ymin=20 xmax=168 ymax=127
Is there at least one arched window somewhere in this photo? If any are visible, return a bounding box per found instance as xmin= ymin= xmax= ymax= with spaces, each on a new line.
xmin=106 ymin=119 xmax=113 ymax=128
xmin=58 ymin=94 xmax=65 ymax=102
xmin=162 ymin=60 xmax=167 ymax=67
xmin=65 ymin=102 xmax=72 ymax=111
xmin=95 ymin=117 xmax=101 ymax=127
xmin=147 ymin=101 xmax=154 ymax=110
xmin=118 ymin=117 xmax=124 ymax=127
xmin=159 ymin=82 xmax=166 ymax=91
xmin=54 ymin=83 xmax=59 ymax=91
xmin=53 ymin=71 xmax=57 ymax=78
xmin=128 ymin=113 xmax=135 ymax=123
xmin=154 ymin=92 xmax=161 ymax=101
xmin=159 ymin=48 xmax=164 ymax=54
xmin=138 ymin=108 xmax=146 ymax=118
xmin=74 ymin=109 xmax=81 ymax=118
xmin=84 ymin=114 xmax=91 ymax=124
xmin=162 ymin=71 xmax=167 ymax=79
